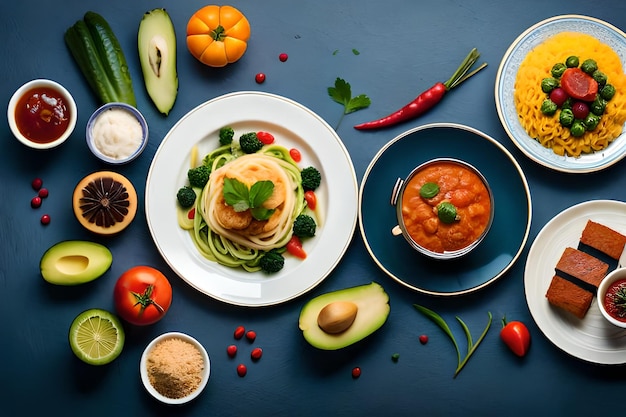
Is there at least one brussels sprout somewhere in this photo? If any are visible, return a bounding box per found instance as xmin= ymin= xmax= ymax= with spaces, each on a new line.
xmin=592 ymin=70 xmax=608 ymax=87
xmin=565 ymin=56 xmax=579 ymax=68
xmin=551 ymin=62 xmax=567 ymax=78
xmin=541 ymin=99 xmax=558 ymax=116
xmin=437 ymin=202 xmax=458 ymax=224
xmin=600 ymin=84 xmax=616 ymax=101
xmin=559 ymin=108 xmax=575 ymax=127
xmin=561 ymin=97 xmax=573 ymax=110
xmin=591 ymin=97 xmax=607 ymax=116
xmin=570 ymin=120 xmax=586 ymax=137
xmin=584 ymin=113 xmax=601 ymax=131
xmin=581 ymin=59 xmax=598 ymax=75
xmin=541 ymin=77 xmax=560 ymax=93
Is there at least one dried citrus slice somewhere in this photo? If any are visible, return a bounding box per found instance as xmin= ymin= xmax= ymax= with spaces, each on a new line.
xmin=69 ymin=308 xmax=125 ymax=365
xmin=72 ymin=171 xmax=138 ymax=235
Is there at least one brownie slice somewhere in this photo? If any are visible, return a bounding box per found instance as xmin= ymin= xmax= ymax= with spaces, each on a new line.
xmin=545 ymin=275 xmax=594 ymax=319
xmin=555 ymin=246 xmax=609 ymax=290
xmin=580 ymin=220 xmax=626 ymax=260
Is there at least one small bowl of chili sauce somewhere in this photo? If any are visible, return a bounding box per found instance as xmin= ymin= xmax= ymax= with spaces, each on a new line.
xmin=598 ymin=267 xmax=626 ymax=328
xmin=390 ymin=158 xmax=494 ymax=260
xmin=7 ymin=79 xmax=77 ymax=150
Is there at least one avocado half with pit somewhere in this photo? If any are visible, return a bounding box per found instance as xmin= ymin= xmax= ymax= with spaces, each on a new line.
xmin=298 ymin=282 xmax=390 ymax=350
xmin=138 ymin=8 xmax=178 ymax=115
xmin=40 ymin=240 xmax=112 ymax=285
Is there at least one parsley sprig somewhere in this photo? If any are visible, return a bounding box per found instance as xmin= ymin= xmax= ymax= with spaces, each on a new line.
xmin=223 ymin=177 xmax=275 ymax=221
xmin=328 ymin=77 xmax=371 ymax=130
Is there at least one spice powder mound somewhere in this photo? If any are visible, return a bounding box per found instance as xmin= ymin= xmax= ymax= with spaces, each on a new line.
xmin=147 ymin=338 xmax=204 ymax=399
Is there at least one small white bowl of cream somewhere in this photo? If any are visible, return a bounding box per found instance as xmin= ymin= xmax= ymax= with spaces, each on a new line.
xmin=86 ymin=102 xmax=148 ymax=164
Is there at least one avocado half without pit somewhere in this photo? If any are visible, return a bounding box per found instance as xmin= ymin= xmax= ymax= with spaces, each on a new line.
xmin=298 ymin=282 xmax=390 ymax=350
xmin=72 ymin=171 xmax=137 ymax=235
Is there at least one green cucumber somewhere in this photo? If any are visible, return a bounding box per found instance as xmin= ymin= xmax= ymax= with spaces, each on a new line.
xmin=64 ymin=12 xmax=136 ymax=106
xmin=64 ymin=21 xmax=118 ymax=104
xmin=83 ymin=11 xmax=136 ymax=106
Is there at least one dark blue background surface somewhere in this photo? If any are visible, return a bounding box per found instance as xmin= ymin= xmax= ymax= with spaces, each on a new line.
xmin=2 ymin=1 xmax=626 ymax=416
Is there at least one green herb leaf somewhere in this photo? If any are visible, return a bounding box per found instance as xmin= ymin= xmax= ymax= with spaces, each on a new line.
xmin=249 ymin=180 xmax=274 ymax=208
xmin=250 ymin=206 xmax=275 ymax=221
xmin=328 ymin=78 xmax=371 ymax=129
xmin=414 ymin=304 xmax=492 ymax=378
xmin=222 ymin=177 xmax=276 ymax=220
xmin=223 ymin=177 xmax=251 ymax=212
xmin=413 ymin=304 xmax=461 ymax=365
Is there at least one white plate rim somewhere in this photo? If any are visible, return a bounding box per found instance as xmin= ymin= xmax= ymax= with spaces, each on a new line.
xmin=495 ymin=14 xmax=626 ymax=174
xmin=524 ymin=199 xmax=626 ymax=364
xmin=145 ymin=91 xmax=358 ymax=307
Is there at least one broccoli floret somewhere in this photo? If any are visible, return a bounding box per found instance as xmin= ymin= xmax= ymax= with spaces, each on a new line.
xmin=239 ymin=132 xmax=264 ymax=154
xmin=176 ymin=186 xmax=196 ymax=208
xmin=293 ymin=214 xmax=316 ymax=238
xmin=219 ymin=126 xmax=235 ymax=146
xmin=188 ymin=165 xmax=210 ymax=188
xmin=259 ymin=250 xmax=285 ymax=273
xmin=301 ymin=166 xmax=321 ymax=191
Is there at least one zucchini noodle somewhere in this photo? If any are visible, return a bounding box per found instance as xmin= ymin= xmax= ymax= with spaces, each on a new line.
xmin=182 ymin=144 xmax=307 ymax=272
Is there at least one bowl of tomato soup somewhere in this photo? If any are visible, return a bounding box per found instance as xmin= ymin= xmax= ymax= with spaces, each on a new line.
xmin=7 ymin=79 xmax=77 ymax=150
xmin=391 ymin=158 xmax=494 ymax=260
xmin=598 ymin=268 xmax=626 ymax=328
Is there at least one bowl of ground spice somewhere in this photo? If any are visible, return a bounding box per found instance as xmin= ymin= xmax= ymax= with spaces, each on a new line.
xmin=140 ymin=332 xmax=210 ymax=405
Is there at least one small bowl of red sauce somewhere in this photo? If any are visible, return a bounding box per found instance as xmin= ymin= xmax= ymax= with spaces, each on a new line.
xmin=597 ymin=268 xmax=626 ymax=328
xmin=390 ymin=158 xmax=494 ymax=260
xmin=7 ymin=79 xmax=77 ymax=150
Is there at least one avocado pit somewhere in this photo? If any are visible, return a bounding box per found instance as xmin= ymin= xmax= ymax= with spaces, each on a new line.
xmin=317 ymin=301 xmax=358 ymax=334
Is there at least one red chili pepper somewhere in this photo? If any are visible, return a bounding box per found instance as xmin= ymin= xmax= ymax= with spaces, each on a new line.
xmin=286 ymin=235 xmax=307 ymax=259
xmin=500 ymin=316 xmax=531 ymax=357
xmin=560 ymin=67 xmax=598 ymax=101
xmin=354 ymin=48 xmax=486 ymax=130
xmin=304 ymin=190 xmax=317 ymax=210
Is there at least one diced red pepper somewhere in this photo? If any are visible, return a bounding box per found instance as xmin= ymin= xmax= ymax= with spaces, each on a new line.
xmin=286 ymin=235 xmax=307 ymax=259
xmin=304 ymin=190 xmax=317 ymax=210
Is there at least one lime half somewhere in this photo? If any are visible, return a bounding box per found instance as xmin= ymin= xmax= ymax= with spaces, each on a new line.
xmin=69 ymin=308 xmax=125 ymax=365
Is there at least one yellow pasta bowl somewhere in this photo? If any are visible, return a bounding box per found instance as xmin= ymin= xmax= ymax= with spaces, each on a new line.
xmin=495 ymin=15 xmax=626 ymax=173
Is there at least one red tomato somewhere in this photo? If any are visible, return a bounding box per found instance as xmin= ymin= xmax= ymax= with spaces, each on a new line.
xmin=304 ymin=190 xmax=317 ymax=210
xmin=286 ymin=235 xmax=307 ymax=259
xmin=560 ymin=68 xmax=598 ymax=101
xmin=289 ymin=148 xmax=301 ymax=163
xmin=113 ymin=266 xmax=172 ymax=326
xmin=256 ymin=131 xmax=275 ymax=144
xmin=500 ymin=317 xmax=531 ymax=357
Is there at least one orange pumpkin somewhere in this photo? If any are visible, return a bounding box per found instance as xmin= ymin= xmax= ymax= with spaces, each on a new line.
xmin=186 ymin=5 xmax=251 ymax=68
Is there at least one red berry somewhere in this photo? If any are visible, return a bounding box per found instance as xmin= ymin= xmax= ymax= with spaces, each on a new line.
xmin=289 ymin=148 xmax=301 ymax=163
xmin=234 ymin=326 xmax=245 ymax=340
xmin=38 ymin=188 xmax=49 ymax=198
xmin=256 ymin=131 xmax=275 ymax=145
xmin=255 ymin=73 xmax=266 ymax=84
xmin=251 ymin=347 xmax=263 ymax=361
xmin=549 ymin=87 xmax=569 ymax=107
xmin=227 ymin=345 xmax=238 ymax=358
xmin=246 ymin=330 xmax=256 ymax=342
xmin=31 ymin=196 xmax=42 ymax=208
xmin=237 ymin=363 xmax=247 ymax=377
xmin=351 ymin=367 xmax=361 ymax=379
xmin=279 ymin=53 xmax=288 ymax=62
xmin=419 ymin=334 xmax=429 ymax=345
xmin=572 ymin=101 xmax=590 ymax=120
xmin=40 ymin=214 xmax=51 ymax=225
xmin=32 ymin=178 xmax=43 ymax=191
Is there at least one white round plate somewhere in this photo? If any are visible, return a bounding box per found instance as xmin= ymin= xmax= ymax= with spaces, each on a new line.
xmin=146 ymin=92 xmax=358 ymax=307
xmin=495 ymin=15 xmax=626 ymax=173
xmin=525 ymin=200 xmax=626 ymax=364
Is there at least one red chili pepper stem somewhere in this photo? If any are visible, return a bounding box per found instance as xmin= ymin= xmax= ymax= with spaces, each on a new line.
xmin=354 ymin=48 xmax=487 ymax=130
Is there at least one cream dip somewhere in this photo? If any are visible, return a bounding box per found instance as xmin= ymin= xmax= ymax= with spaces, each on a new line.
xmin=91 ymin=107 xmax=143 ymax=160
